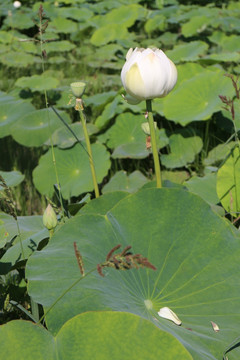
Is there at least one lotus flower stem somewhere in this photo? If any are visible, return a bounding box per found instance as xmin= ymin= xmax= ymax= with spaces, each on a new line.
xmin=146 ymin=100 xmax=162 ymax=188
xmin=77 ymin=105 xmax=100 ymax=198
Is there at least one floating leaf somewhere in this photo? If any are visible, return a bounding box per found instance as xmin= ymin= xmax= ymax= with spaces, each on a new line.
xmin=0 ymin=170 xmax=24 ymax=190
xmin=0 ymin=100 xmax=35 ymax=138
xmin=163 ymin=71 xmax=235 ymax=125
xmin=217 ymin=146 xmax=240 ymax=216
xmin=10 ymin=108 xmax=71 ymax=147
xmin=161 ymin=133 xmax=203 ymax=168
xmin=33 ymin=143 xmax=111 ymax=198
xmin=0 ymin=312 xmax=192 ymax=360
xmin=184 ymin=173 xmax=219 ymax=205
xmin=15 ymin=75 xmax=59 ymax=92
xmin=102 ymin=170 xmax=149 ymax=194
xmin=26 ymin=188 xmax=240 ymax=359
xmin=166 ymin=41 xmax=208 ymax=63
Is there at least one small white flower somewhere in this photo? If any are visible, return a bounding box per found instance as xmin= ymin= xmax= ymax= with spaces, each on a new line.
xmin=13 ymin=1 xmax=21 ymax=8
xmin=158 ymin=306 xmax=182 ymax=325
xmin=121 ymin=47 xmax=177 ymax=102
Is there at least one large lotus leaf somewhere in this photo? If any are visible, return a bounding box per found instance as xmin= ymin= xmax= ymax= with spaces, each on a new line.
xmin=49 ymin=18 xmax=78 ymax=33
xmin=162 ymin=170 xmax=189 ymax=184
xmin=181 ymin=15 xmax=211 ymax=37
xmin=163 ymin=71 xmax=235 ymax=125
xmin=217 ymin=146 xmax=240 ymax=216
xmin=0 ymin=91 xmax=14 ymax=102
xmin=43 ymin=41 xmax=76 ymax=54
xmin=95 ymin=95 xmax=120 ymax=129
xmin=0 ymin=100 xmax=35 ymax=138
xmin=161 ymin=133 xmax=203 ymax=169
xmin=84 ymin=91 xmax=117 ymax=107
xmin=90 ymin=23 xmax=129 ymax=46
xmin=102 ymin=170 xmax=149 ymax=194
xmin=166 ymin=41 xmax=208 ymax=63
xmin=57 ymin=6 xmax=93 ymax=21
xmin=15 ymin=75 xmax=59 ymax=91
xmin=47 ymin=122 xmax=99 ymax=149
xmin=204 ymin=142 xmax=235 ymax=166
xmin=3 ymin=12 xmax=34 ymax=29
xmin=0 ymin=51 xmax=37 ymax=67
xmin=27 ymin=188 xmax=240 ymax=359
xmin=184 ymin=173 xmax=219 ymax=205
xmin=90 ymin=4 xmax=146 ymax=28
xmin=222 ymin=100 xmax=240 ymax=130
xmin=33 ymin=143 xmax=111 ymax=198
xmin=10 ymin=108 xmax=71 ymax=147
xmin=0 ymin=170 xmax=24 ymax=190
xmin=0 ymin=212 xmax=48 ymax=262
xmin=105 ymin=113 xmax=146 ymax=148
xmin=0 ymin=312 xmax=192 ymax=360
xmin=144 ymin=14 xmax=166 ymax=34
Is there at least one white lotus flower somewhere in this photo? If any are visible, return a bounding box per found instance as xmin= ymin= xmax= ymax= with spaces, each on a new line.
xmin=121 ymin=47 xmax=177 ymax=102
xmin=13 ymin=1 xmax=21 ymax=8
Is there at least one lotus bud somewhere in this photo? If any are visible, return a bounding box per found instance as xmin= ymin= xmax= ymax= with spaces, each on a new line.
xmin=121 ymin=47 xmax=177 ymax=102
xmin=158 ymin=306 xmax=182 ymax=326
xmin=141 ymin=121 xmax=157 ymax=136
xmin=43 ymin=204 xmax=58 ymax=230
xmin=70 ymin=81 xmax=86 ymax=98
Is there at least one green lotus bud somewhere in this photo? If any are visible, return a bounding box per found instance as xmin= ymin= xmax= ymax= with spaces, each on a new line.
xmin=141 ymin=121 xmax=157 ymax=135
xmin=70 ymin=81 xmax=86 ymax=98
xmin=43 ymin=204 xmax=58 ymax=230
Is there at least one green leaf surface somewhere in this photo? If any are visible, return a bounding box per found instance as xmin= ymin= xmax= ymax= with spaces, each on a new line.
xmin=0 ymin=51 xmax=37 ymax=67
xmin=0 ymin=100 xmax=35 ymax=138
xmin=217 ymin=146 xmax=240 ymax=216
xmin=0 ymin=312 xmax=192 ymax=360
xmin=33 ymin=143 xmax=111 ymax=198
xmin=43 ymin=40 xmax=76 ymax=54
xmin=181 ymin=15 xmax=211 ymax=37
xmin=27 ymin=188 xmax=240 ymax=359
xmin=102 ymin=170 xmax=149 ymax=193
xmin=163 ymin=71 xmax=235 ymax=125
xmin=10 ymin=108 xmax=71 ymax=147
xmin=49 ymin=17 xmax=78 ymax=33
xmin=90 ymin=23 xmax=129 ymax=46
xmin=184 ymin=173 xmax=219 ymax=205
xmin=45 ymin=122 xmax=98 ymax=149
xmin=0 ymin=212 xmax=48 ymax=262
xmin=204 ymin=142 xmax=235 ymax=166
xmin=0 ymin=170 xmax=24 ymax=190
xmin=15 ymin=75 xmax=60 ymax=91
xmin=166 ymin=41 xmax=208 ymax=63
xmin=161 ymin=133 xmax=203 ymax=168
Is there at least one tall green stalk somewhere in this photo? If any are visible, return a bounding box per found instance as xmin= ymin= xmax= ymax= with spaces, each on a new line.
xmin=76 ymin=103 xmax=100 ymax=198
xmin=146 ymin=100 xmax=162 ymax=188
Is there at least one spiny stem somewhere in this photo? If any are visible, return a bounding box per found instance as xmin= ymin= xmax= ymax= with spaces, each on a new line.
xmin=77 ymin=106 xmax=100 ymax=198
xmin=146 ymin=99 xmax=162 ymax=188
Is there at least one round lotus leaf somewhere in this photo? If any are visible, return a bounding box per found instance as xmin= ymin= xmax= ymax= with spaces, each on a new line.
xmin=161 ymin=133 xmax=203 ymax=168
xmin=15 ymin=75 xmax=60 ymax=91
xmin=49 ymin=18 xmax=78 ymax=33
xmin=0 ymin=212 xmax=48 ymax=262
xmin=0 ymin=51 xmax=37 ymax=67
xmin=163 ymin=71 xmax=235 ymax=125
xmin=0 ymin=170 xmax=24 ymax=190
xmin=181 ymin=15 xmax=211 ymax=37
xmin=33 ymin=143 xmax=111 ymax=198
xmin=57 ymin=7 xmax=93 ymax=21
xmin=47 ymin=122 xmax=99 ymax=149
xmin=184 ymin=173 xmax=219 ymax=205
xmin=217 ymin=146 xmax=240 ymax=216
xmin=0 ymin=312 xmax=192 ymax=360
xmin=204 ymin=142 xmax=235 ymax=166
xmin=4 ymin=12 xmax=34 ymax=29
xmin=90 ymin=23 xmax=129 ymax=46
xmin=102 ymin=170 xmax=149 ymax=193
xmin=166 ymin=41 xmax=208 ymax=63
xmin=0 ymin=100 xmax=35 ymax=138
xmin=10 ymin=108 xmax=71 ymax=147
xmin=26 ymin=188 xmax=240 ymax=359
xmin=44 ymin=40 xmax=76 ymax=54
